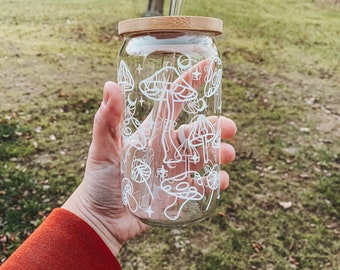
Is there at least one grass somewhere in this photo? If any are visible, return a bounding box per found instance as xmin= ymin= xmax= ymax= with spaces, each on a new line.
xmin=1 ymin=0 xmax=339 ymax=268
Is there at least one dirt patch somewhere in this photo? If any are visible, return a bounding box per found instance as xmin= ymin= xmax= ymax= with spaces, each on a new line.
xmin=296 ymin=74 xmax=340 ymax=150
xmin=315 ymin=0 xmax=340 ymax=5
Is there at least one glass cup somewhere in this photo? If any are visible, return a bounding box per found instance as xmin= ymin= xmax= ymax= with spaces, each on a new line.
xmin=118 ymin=16 xmax=223 ymax=226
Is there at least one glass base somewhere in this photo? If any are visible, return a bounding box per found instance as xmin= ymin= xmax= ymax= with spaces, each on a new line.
xmin=137 ymin=212 xmax=212 ymax=227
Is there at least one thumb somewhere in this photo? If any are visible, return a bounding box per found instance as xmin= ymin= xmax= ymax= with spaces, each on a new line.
xmin=101 ymin=81 xmax=124 ymax=126
xmin=88 ymin=81 xmax=123 ymax=164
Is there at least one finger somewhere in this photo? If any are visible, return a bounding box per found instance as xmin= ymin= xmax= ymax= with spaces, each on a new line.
xmin=202 ymin=116 xmax=237 ymax=139
xmin=161 ymin=169 xmax=229 ymax=199
xmin=168 ymin=142 xmax=234 ymax=174
xmin=175 ymin=116 xmax=236 ymax=144
xmin=191 ymin=170 xmax=230 ymax=194
xmin=221 ymin=117 xmax=237 ymax=139
xmin=171 ymin=119 xmax=235 ymax=171
xmin=89 ymin=81 xmax=123 ymax=162
xmin=100 ymin=81 xmax=124 ymax=128
xmin=219 ymin=170 xmax=230 ymax=191
xmin=220 ymin=142 xmax=235 ymax=164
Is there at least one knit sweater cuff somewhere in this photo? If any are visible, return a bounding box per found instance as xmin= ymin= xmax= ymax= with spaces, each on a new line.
xmin=1 ymin=208 xmax=122 ymax=270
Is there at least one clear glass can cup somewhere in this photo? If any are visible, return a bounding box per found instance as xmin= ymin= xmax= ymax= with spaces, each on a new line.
xmin=118 ymin=16 xmax=223 ymax=227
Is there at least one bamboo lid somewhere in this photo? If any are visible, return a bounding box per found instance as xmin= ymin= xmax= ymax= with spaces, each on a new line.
xmin=118 ymin=16 xmax=223 ymax=36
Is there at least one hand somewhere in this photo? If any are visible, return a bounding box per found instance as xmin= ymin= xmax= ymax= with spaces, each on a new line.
xmin=62 ymin=81 xmax=237 ymax=255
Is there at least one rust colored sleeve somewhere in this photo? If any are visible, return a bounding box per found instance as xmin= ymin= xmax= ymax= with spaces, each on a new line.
xmin=1 ymin=208 xmax=122 ymax=270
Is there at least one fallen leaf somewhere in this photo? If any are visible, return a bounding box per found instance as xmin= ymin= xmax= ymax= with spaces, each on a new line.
xmin=299 ymin=127 xmax=310 ymax=133
xmin=218 ymin=212 xmax=227 ymax=217
xmin=279 ymin=201 xmax=292 ymax=209
xmin=15 ymin=131 xmax=23 ymax=136
xmin=9 ymin=232 xmax=17 ymax=242
xmin=288 ymin=255 xmax=299 ymax=268
xmin=299 ymin=173 xmax=310 ymax=179
xmin=0 ymin=234 xmax=7 ymax=243
xmin=252 ymin=242 xmax=263 ymax=253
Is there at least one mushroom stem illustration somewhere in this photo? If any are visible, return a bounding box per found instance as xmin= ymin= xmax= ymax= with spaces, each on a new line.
xmin=187 ymin=115 xmax=217 ymax=164
xmin=139 ymin=66 xmax=198 ymax=167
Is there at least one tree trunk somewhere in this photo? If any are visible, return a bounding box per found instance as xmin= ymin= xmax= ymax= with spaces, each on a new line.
xmin=143 ymin=0 xmax=164 ymax=16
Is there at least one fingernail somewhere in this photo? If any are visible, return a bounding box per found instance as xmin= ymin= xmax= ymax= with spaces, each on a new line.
xmin=103 ymin=81 xmax=114 ymax=106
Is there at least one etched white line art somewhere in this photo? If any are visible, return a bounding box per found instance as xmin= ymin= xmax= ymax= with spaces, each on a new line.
xmin=119 ymin=57 xmax=222 ymax=221
xmin=131 ymin=157 xmax=154 ymax=199
xmin=122 ymin=178 xmax=139 ymax=213
xmin=136 ymin=63 xmax=143 ymax=75
xmin=177 ymin=55 xmax=197 ymax=74
xmin=145 ymin=206 xmax=154 ymax=217
xmin=139 ymin=66 xmax=198 ymax=166
xmin=187 ymin=115 xmax=217 ymax=164
xmin=118 ymin=60 xmax=134 ymax=92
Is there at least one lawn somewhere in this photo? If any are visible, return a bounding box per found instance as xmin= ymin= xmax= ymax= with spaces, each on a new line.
xmin=0 ymin=0 xmax=339 ymax=269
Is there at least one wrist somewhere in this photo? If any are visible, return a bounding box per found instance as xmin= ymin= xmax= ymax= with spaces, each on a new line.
xmin=62 ymin=186 xmax=123 ymax=256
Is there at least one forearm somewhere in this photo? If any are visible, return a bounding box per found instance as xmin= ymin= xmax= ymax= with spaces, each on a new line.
xmin=1 ymin=208 xmax=122 ymax=270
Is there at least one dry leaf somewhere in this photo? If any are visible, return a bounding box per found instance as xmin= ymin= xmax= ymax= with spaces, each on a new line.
xmin=299 ymin=173 xmax=310 ymax=179
xmin=279 ymin=201 xmax=292 ymax=209
xmin=288 ymin=255 xmax=299 ymax=268
xmin=218 ymin=212 xmax=227 ymax=217
xmin=325 ymin=262 xmax=332 ymax=267
xmin=0 ymin=234 xmax=7 ymax=243
xmin=15 ymin=131 xmax=23 ymax=136
xmin=252 ymin=243 xmax=263 ymax=253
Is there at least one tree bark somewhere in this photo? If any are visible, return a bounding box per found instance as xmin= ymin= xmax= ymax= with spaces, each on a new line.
xmin=143 ymin=0 xmax=164 ymax=16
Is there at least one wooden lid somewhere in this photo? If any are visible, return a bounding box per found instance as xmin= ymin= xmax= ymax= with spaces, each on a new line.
xmin=118 ymin=16 xmax=223 ymax=36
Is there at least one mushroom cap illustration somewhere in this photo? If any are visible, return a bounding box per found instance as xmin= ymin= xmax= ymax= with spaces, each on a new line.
xmin=161 ymin=171 xmax=204 ymax=200
xmin=187 ymin=115 xmax=216 ymax=147
xmin=200 ymin=164 xmax=220 ymax=190
xmin=122 ymin=178 xmax=138 ymax=212
xmin=139 ymin=66 xmax=198 ymax=102
xmin=131 ymin=158 xmax=152 ymax=183
xmin=203 ymin=57 xmax=222 ymax=97
xmin=118 ymin=60 xmax=134 ymax=92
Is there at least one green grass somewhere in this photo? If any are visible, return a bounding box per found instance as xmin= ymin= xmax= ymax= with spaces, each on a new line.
xmin=1 ymin=0 xmax=339 ymax=268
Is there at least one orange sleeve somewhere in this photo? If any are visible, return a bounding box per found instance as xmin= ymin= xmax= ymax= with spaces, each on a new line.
xmin=1 ymin=208 xmax=122 ymax=270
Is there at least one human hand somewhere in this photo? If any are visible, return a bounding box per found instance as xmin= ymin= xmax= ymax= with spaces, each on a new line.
xmin=62 ymin=79 xmax=236 ymax=255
